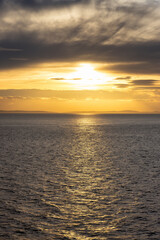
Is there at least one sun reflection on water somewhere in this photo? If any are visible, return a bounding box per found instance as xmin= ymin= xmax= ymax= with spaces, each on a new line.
xmin=57 ymin=118 xmax=121 ymax=239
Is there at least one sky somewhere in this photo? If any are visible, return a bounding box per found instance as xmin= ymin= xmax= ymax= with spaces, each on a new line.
xmin=0 ymin=0 xmax=160 ymax=113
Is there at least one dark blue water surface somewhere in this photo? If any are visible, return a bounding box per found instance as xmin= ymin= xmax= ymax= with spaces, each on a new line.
xmin=0 ymin=114 xmax=160 ymax=240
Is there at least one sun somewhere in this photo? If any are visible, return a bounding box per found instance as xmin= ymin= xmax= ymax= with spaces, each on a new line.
xmin=65 ymin=63 xmax=108 ymax=89
xmin=76 ymin=63 xmax=95 ymax=78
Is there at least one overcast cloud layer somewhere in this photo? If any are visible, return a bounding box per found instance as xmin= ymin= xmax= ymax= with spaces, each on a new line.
xmin=0 ymin=0 xmax=160 ymax=74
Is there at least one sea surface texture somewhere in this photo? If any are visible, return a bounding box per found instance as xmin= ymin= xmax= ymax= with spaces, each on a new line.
xmin=0 ymin=114 xmax=160 ymax=240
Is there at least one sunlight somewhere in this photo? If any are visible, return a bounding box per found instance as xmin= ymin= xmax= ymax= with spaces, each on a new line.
xmin=65 ymin=63 xmax=109 ymax=89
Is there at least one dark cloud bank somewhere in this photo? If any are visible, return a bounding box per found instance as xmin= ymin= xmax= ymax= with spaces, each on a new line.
xmin=0 ymin=0 xmax=87 ymax=8
xmin=0 ymin=0 xmax=160 ymax=75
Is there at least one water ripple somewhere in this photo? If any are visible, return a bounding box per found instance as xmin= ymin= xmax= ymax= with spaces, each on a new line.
xmin=0 ymin=114 xmax=160 ymax=239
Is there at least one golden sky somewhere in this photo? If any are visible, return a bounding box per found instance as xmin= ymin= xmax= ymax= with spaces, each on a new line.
xmin=0 ymin=0 xmax=160 ymax=113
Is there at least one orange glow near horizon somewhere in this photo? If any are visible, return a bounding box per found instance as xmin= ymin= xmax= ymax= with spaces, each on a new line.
xmin=0 ymin=61 xmax=160 ymax=113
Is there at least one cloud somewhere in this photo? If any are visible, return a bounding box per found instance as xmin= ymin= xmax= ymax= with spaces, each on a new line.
xmin=114 ymin=76 xmax=131 ymax=80
xmin=0 ymin=47 xmax=22 ymax=51
xmin=0 ymin=96 xmax=28 ymax=100
xmin=114 ymin=79 xmax=160 ymax=88
xmin=50 ymin=77 xmax=82 ymax=81
xmin=115 ymin=84 xmax=129 ymax=88
xmin=104 ymin=55 xmax=160 ymax=74
xmin=50 ymin=78 xmax=82 ymax=81
xmin=50 ymin=78 xmax=66 ymax=81
xmin=0 ymin=0 xmax=88 ymax=9
xmin=135 ymin=87 xmax=160 ymax=90
xmin=131 ymin=79 xmax=157 ymax=86
xmin=9 ymin=57 xmax=28 ymax=61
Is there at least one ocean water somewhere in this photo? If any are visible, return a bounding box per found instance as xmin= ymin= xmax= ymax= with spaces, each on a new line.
xmin=0 ymin=114 xmax=160 ymax=240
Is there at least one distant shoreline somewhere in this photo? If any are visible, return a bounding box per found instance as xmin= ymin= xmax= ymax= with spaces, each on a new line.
xmin=0 ymin=111 xmax=160 ymax=115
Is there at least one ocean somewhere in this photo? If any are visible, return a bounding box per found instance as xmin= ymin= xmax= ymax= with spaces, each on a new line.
xmin=0 ymin=114 xmax=160 ymax=240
